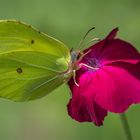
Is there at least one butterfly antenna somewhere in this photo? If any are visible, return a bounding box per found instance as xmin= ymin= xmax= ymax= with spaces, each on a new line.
xmin=78 ymin=27 xmax=95 ymax=49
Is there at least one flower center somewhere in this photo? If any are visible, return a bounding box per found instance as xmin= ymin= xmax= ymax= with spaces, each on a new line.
xmin=82 ymin=57 xmax=100 ymax=71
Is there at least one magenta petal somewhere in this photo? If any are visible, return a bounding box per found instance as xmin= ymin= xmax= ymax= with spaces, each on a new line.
xmin=67 ymin=95 xmax=107 ymax=126
xmin=83 ymin=29 xmax=140 ymax=65
xmin=99 ymin=39 xmax=140 ymax=65
xmin=68 ymin=70 xmax=107 ymax=126
xmin=92 ymin=63 xmax=140 ymax=113
xmin=83 ymin=28 xmax=119 ymax=55
xmin=106 ymin=27 xmax=118 ymax=40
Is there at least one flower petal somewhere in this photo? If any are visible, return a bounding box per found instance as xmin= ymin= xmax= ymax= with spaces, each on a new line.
xmin=68 ymin=70 xmax=107 ymax=126
xmin=106 ymin=27 xmax=118 ymax=40
xmin=92 ymin=62 xmax=140 ymax=113
xmin=99 ymin=39 xmax=140 ymax=65
xmin=82 ymin=28 xmax=140 ymax=65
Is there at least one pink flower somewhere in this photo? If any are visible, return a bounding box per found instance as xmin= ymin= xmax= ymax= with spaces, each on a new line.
xmin=67 ymin=28 xmax=140 ymax=126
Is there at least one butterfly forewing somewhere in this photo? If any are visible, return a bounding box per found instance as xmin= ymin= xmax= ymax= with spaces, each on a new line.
xmin=0 ymin=20 xmax=71 ymax=101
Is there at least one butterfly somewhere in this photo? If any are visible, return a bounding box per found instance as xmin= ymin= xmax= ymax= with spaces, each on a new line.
xmin=0 ymin=20 xmax=83 ymax=101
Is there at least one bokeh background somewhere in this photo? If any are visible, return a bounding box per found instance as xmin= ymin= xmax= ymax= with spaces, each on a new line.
xmin=0 ymin=0 xmax=140 ymax=140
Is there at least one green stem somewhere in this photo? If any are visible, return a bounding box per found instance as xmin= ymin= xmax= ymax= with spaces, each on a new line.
xmin=120 ymin=113 xmax=133 ymax=140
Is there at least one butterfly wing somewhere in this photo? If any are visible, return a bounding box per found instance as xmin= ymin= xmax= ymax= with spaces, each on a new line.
xmin=0 ymin=20 xmax=71 ymax=101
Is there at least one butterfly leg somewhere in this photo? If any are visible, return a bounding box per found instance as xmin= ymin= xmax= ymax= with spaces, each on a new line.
xmin=79 ymin=63 xmax=99 ymax=71
xmin=72 ymin=70 xmax=79 ymax=87
xmin=76 ymin=49 xmax=92 ymax=63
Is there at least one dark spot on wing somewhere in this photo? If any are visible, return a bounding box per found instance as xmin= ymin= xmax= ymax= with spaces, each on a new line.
xmin=16 ymin=68 xmax=23 ymax=74
xmin=31 ymin=39 xmax=34 ymax=44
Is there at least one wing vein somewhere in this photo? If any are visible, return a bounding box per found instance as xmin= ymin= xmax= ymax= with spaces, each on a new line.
xmin=5 ymin=57 xmax=61 ymax=73
xmin=29 ymin=75 xmax=60 ymax=93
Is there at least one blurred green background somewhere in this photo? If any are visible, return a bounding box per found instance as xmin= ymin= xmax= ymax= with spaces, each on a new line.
xmin=0 ymin=0 xmax=140 ymax=140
